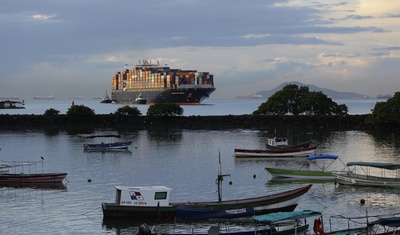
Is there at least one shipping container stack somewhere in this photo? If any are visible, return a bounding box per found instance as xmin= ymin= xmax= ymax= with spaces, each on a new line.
xmin=111 ymin=63 xmax=214 ymax=91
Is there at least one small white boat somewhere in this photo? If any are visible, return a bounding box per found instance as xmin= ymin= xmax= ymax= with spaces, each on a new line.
xmin=234 ymin=146 xmax=318 ymax=158
xmin=333 ymin=162 xmax=400 ymax=188
xmin=266 ymin=154 xmax=340 ymax=180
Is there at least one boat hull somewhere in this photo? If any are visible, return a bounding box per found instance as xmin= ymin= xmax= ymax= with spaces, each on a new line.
xmin=100 ymin=99 xmax=112 ymax=103
xmin=102 ymin=184 xmax=312 ymax=219
xmin=0 ymin=173 xmax=67 ymax=183
xmin=112 ymin=87 xmax=216 ymax=104
xmin=333 ymin=172 xmax=400 ymax=188
xmin=135 ymin=99 xmax=147 ymax=104
xmin=84 ymin=141 xmax=132 ymax=151
xmin=152 ymin=224 xmax=309 ymax=235
xmin=0 ymin=100 xmax=25 ymax=109
xmin=266 ymin=168 xmax=334 ymax=180
xmin=234 ymin=147 xmax=317 ymax=158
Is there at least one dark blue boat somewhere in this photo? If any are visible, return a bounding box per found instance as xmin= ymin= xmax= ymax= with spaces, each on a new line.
xmin=83 ymin=135 xmax=132 ymax=151
xmin=175 ymin=206 xmax=255 ymax=219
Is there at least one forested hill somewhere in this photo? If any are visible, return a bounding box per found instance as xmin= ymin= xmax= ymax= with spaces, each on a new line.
xmin=256 ymin=81 xmax=371 ymax=99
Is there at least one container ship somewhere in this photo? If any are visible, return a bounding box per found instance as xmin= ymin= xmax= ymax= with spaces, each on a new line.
xmin=111 ymin=60 xmax=216 ymax=104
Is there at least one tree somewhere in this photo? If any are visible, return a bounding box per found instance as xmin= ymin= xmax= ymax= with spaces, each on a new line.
xmin=366 ymin=92 xmax=400 ymax=125
xmin=66 ymin=104 xmax=95 ymax=118
xmin=43 ymin=108 xmax=60 ymax=117
xmin=114 ymin=105 xmax=141 ymax=116
xmin=147 ymin=103 xmax=183 ymax=117
xmin=253 ymin=84 xmax=348 ymax=116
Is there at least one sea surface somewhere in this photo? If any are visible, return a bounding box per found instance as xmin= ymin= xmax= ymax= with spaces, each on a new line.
xmin=1 ymin=98 xmax=399 ymax=235
xmin=0 ymin=98 xmax=385 ymax=116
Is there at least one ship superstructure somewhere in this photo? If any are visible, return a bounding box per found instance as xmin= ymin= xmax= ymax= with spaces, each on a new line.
xmin=111 ymin=60 xmax=216 ymax=104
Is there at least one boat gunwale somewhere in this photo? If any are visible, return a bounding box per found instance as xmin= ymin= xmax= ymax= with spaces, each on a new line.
xmin=234 ymin=146 xmax=318 ymax=154
xmin=266 ymin=168 xmax=334 ymax=177
xmin=168 ymin=184 xmax=312 ymax=206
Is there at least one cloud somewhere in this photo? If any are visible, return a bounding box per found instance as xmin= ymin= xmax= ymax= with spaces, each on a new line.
xmin=0 ymin=0 xmax=399 ymax=99
xmin=31 ymin=14 xmax=56 ymax=20
xmin=357 ymin=0 xmax=400 ymax=16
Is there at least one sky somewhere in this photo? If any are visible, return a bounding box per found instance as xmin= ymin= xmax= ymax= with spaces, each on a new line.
xmin=1 ymin=0 xmax=400 ymax=100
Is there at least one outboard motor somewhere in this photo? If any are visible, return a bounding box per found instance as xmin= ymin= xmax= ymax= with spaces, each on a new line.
xmin=137 ymin=223 xmax=151 ymax=235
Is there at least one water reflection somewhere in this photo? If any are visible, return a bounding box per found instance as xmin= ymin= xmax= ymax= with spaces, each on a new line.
xmin=84 ymin=149 xmax=132 ymax=154
xmin=147 ymin=129 xmax=183 ymax=142
xmin=266 ymin=178 xmax=334 ymax=186
xmin=1 ymin=129 xmax=400 ymax=234
xmin=0 ymin=182 xmax=67 ymax=190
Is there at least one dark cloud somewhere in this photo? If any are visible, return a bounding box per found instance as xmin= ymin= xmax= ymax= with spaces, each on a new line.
xmin=372 ymin=46 xmax=400 ymax=51
xmin=343 ymin=14 xmax=374 ymax=20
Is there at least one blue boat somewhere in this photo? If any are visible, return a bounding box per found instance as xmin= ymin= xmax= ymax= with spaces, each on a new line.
xmin=83 ymin=135 xmax=132 ymax=151
xmin=175 ymin=206 xmax=255 ymax=220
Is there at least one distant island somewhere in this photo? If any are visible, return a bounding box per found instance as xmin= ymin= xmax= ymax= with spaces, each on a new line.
xmin=236 ymin=81 xmax=391 ymax=100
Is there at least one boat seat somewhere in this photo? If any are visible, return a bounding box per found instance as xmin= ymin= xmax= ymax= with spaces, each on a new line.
xmin=208 ymin=226 xmax=220 ymax=235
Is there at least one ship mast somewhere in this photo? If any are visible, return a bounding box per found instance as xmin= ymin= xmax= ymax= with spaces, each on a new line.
xmin=216 ymin=150 xmax=230 ymax=203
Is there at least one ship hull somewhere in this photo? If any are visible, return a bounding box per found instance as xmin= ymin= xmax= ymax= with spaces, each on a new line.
xmin=112 ymin=87 xmax=216 ymax=104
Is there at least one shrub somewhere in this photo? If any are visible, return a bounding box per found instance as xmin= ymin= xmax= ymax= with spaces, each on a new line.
xmin=115 ymin=105 xmax=141 ymax=116
xmin=44 ymin=108 xmax=60 ymax=117
xmin=66 ymin=104 xmax=95 ymax=118
xmin=147 ymin=103 xmax=183 ymax=117
xmin=366 ymin=92 xmax=400 ymax=125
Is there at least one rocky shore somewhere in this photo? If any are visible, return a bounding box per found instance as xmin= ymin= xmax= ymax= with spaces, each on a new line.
xmin=0 ymin=114 xmax=375 ymax=131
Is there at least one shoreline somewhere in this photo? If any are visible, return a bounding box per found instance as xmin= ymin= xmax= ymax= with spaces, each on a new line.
xmin=0 ymin=114 xmax=382 ymax=131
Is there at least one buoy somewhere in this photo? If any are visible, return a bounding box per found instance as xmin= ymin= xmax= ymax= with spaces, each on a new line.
xmin=229 ymin=181 xmax=232 ymax=185
xmin=88 ymin=179 xmax=92 ymax=183
xmin=253 ymin=174 xmax=256 ymax=179
xmin=313 ymin=218 xmax=324 ymax=235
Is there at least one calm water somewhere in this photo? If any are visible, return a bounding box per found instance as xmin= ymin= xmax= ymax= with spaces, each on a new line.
xmin=0 ymin=98 xmax=385 ymax=116
xmin=1 ymin=99 xmax=399 ymax=235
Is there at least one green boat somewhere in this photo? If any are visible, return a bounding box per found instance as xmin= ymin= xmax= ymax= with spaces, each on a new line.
xmin=266 ymin=154 xmax=340 ymax=180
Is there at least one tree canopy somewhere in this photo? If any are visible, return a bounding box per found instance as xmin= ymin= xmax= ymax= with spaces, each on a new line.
xmin=115 ymin=105 xmax=141 ymax=116
xmin=147 ymin=103 xmax=184 ymax=117
xmin=66 ymin=104 xmax=95 ymax=118
xmin=43 ymin=108 xmax=60 ymax=117
xmin=253 ymin=84 xmax=348 ymax=116
xmin=366 ymin=92 xmax=400 ymax=125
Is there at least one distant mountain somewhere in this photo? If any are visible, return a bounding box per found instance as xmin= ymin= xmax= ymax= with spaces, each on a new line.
xmin=256 ymin=81 xmax=372 ymax=100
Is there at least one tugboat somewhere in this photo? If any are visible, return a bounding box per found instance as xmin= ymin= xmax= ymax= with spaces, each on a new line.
xmin=100 ymin=90 xmax=112 ymax=103
xmin=135 ymin=93 xmax=147 ymax=104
